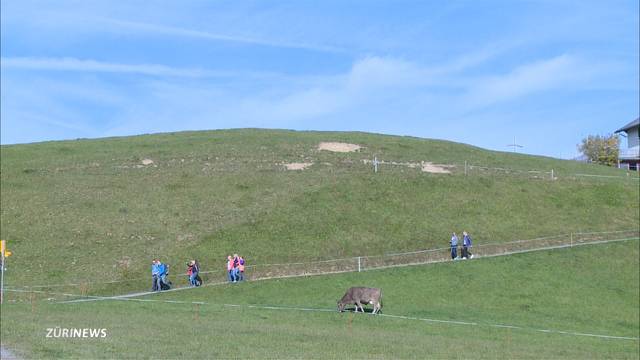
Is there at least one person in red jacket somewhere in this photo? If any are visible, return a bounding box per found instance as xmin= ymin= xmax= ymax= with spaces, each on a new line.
xmin=187 ymin=261 xmax=193 ymax=283
xmin=227 ymin=255 xmax=236 ymax=283
xmin=187 ymin=260 xmax=201 ymax=286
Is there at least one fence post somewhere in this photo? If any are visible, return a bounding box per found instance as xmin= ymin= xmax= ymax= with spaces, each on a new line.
xmin=551 ymin=169 xmax=554 ymax=180
xmin=31 ymin=288 xmax=36 ymax=313
xmin=570 ymin=233 xmax=573 ymax=248
xmin=193 ymin=303 xmax=200 ymax=321
xmin=357 ymin=257 xmax=361 ymax=272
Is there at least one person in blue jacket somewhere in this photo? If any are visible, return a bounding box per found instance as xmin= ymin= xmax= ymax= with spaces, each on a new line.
xmin=156 ymin=261 xmax=170 ymax=290
xmin=462 ymin=231 xmax=474 ymax=259
xmin=450 ymin=232 xmax=459 ymax=260
xmin=151 ymin=259 xmax=160 ymax=291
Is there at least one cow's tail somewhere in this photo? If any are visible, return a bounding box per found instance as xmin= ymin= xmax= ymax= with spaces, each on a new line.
xmin=378 ymin=289 xmax=383 ymax=314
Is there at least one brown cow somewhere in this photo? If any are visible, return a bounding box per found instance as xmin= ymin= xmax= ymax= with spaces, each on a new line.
xmin=337 ymin=287 xmax=382 ymax=314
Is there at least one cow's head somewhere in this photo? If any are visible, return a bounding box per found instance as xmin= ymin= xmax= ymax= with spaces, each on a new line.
xmin=337 ymin=301 xmax=346 ymax=312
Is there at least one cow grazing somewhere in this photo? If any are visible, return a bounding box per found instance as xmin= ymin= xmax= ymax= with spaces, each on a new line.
xmin=337 ymin=287 xmax=382 ymax=314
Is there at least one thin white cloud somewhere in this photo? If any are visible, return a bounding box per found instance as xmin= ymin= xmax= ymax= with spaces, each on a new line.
xmin=2 ymin=1 xmax=350 ymax=55
xmin=224 ymin=56 xmax=435 ymax=123
xmin=464 ymin=54 xmax=579 ymax=107
xmin=0 ymin=56 xmax=279 ymax=79
xmin=96 ymin=18 xmax=349 ymax=54
xmin=1 ymin=56 xmax=207 ymax=77
xmin=346 ymin=56 xmax=425 ymax=90
xmin=100 ymin=58 xmax=409 ymax=136
xmin=244 ymin=54 xmax=604 ymax=127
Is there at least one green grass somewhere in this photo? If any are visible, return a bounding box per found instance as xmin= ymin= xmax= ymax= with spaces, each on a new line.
xmin=1 ymin=129 xmax=638 ymax=292
xmin=2 ymin=241 xmax=638 ymax=359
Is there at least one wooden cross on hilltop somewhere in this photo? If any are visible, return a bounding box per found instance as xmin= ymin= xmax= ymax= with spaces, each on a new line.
xmin=507 ymin=137 xmax=523 ymax=153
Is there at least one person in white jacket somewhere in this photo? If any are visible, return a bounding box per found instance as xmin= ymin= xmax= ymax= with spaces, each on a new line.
xmin=450 ymin=233 xmax=459 ymax=260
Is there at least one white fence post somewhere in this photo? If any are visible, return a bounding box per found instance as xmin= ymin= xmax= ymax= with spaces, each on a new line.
xmin=570 ymin=233 xmax=573 ymax=248
xmin=358 ymin=257 xmax=361 ymax=272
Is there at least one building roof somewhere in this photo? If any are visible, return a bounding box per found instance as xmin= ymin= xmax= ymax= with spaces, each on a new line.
xmin=615 ymin=118 xmax=640 ymax=133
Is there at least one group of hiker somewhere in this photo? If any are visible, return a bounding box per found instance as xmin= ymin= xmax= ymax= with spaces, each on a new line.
xmin=150 ymin=254 xmax=247 ymax=290
xmin=151 ymin=232 xmax=473 ymax=290
xmin=450 ymin=231 xmax=474 ymax=260
xmin=227 ymin=254 xmax=245 ymax=283
xmin=151 ymin=259 xmax=171 ymax=291
xmin=151 ymin=235 xmax=474 ymax=290
xmin=151 ymin=259 xmax=201 ymax=291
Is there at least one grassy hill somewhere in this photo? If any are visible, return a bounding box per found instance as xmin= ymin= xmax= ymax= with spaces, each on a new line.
xmin=2 ymin=241 xmax=638 ymax=358
xmin=1 ymin=129 xmax=638 ymax=291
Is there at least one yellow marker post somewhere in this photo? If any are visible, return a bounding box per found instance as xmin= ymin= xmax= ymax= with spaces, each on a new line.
xmin=1 ymin=240 xmax=4 ymax=305
xmin=0 ymin=240 xmax=6 ymax=304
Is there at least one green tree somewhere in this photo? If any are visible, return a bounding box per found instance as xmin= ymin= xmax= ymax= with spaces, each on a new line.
xmin=577 ymin=134 xmax=619 ymax=166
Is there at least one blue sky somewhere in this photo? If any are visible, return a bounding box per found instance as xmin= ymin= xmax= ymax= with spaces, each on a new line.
xmin=1 ymin=0 xmax=638 ymax=158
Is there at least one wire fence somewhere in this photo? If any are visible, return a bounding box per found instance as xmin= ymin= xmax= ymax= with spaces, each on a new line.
xmin=51 ymin=156 xmax=640 ymax=181
xmin=465 ymin=163 xmax=553 ymax=179
xmin=462 ymin=162 xmax=639 ymax=181
xmin=4 ymin=229 xmax=638 ymax=302
xmin=359 ymin=158 xmax=640 ymax=182
xmin=241 ymin=230 xmax=638 ymax=279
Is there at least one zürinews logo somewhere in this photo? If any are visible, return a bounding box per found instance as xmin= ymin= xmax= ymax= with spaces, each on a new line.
xmin=46 ymin=328 xmax=108 ymax=338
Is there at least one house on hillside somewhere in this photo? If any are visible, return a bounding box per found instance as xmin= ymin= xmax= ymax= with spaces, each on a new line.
xmin=615 ymin=118 xmax=640 ymax=170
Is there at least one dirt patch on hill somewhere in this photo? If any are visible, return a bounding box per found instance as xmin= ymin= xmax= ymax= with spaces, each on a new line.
xmin=284 ymin=162 xmax=313 ymax=170
xmin=421 ymin=162 xmax=453 ymax=174
xmin=318 ymin=142 xmax=362 ymax=153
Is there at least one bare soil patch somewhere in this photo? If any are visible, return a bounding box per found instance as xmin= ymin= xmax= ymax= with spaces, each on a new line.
xmin=421 ymin=162 xmax=453 ymax=174
xmin=284 ymin=162 xmax=313 ymax=170
xmin=318 ymin=142 xmax=362 ymax=153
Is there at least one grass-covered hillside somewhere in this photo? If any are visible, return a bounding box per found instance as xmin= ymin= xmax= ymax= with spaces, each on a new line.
xmin=1 ymin=129 xmax=638 ymax=289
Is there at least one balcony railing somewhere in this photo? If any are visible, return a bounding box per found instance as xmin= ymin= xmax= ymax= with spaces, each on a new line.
xmin=619 ymin=146 xmax=640 ymax=160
